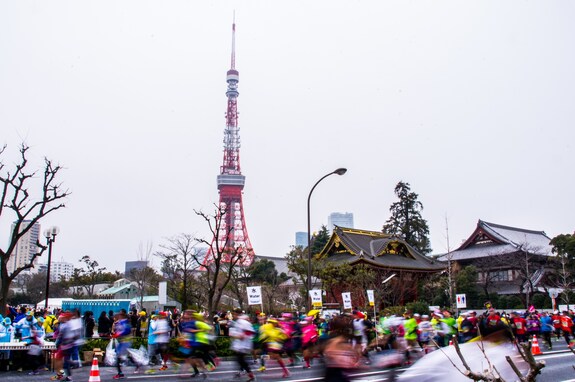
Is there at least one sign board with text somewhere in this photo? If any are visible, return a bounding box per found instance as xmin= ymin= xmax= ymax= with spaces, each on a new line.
xmin=456 ymin=293 xmax=467 ymax=308
xmin=247 ymin=286 xmax=262 ymax=305
xmin=309 ymin=289 xmax=323 ymax=307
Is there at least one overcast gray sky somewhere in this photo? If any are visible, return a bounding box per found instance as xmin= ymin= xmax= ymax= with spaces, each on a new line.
xmin=1 ymin=1 xmax=574 ymax=273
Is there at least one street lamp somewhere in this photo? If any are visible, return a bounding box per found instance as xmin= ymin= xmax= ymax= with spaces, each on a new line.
xmin=307 ymin=168 xmax=347 ymax=310
xmin=381 ymin=273 xmax=397 ymax=310
xmin=43 ymin=226 xmax=60 ymax=311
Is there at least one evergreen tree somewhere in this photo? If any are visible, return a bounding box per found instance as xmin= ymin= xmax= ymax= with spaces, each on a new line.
xmin=311 ymin=225 xmax=331 ymax=255
xmin=383 ymin=181 xmax=432 ymax=255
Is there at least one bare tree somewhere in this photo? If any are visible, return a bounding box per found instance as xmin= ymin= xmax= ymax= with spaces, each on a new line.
xmin=225 ymin=265 xmax=251 ymax=311
xmin=129 ymin=241 xmax=158 ymax=309
xmin=0 ymin=144 xmax=69 ymax=308
xmin=155 ymin=234 xmax=201 ymax=310
xmin=194 ymin=204 xmax=251 ymax=313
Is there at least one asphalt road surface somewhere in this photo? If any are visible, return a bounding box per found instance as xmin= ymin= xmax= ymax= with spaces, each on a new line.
xmin=1 ymin=340 xmax=573 ymax=381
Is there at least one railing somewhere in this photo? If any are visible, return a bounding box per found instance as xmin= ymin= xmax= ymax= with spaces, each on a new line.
xmin=0 ymin=342 xmax=56 ymax=351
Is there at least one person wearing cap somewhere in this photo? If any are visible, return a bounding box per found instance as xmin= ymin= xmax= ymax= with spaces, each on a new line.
xmin=552 ymin=310 xmax=562 ymax=341
xmin=147 ymin=312 xmax=171 ymax=372
xmin=250 ymin=313 xmax=265 ymax=371
xmin=230 ymin=308 xmax=256 ymax=382
xmin=146 ymin=314 xmax=160 ymax=368
xmin=13 ymin=310 xmax=35 ymax=344
xmin=258 ymin=317 xmax=290 ymax=377
xmin=51 ymin=311 xmax=80 ymax=381
xmin=440 ymin=310 xmax=457 ymax=347
xmin=112 ymin=310 xmax=134 ymax=379
xmin=430 ymin=312 xmax=445 ymax=347
xmin=300 ymin=315 xmax=319 ymax=369
xmin=351 ymin=310 xmax=370 ymax=363
xmin=136 ymin=310 xmax=148 ymax=338
xmin=178 ymin=310 xmax=204 ymax=378
xmin=467 ymin=311 xmax=478 ymax=338
xmin=509 ymin=311 xmax=527 ymax=344
xmin=417 ymin=315 xmax=433 ymax=352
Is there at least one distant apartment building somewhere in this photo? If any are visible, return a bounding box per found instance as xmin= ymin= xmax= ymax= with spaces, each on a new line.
xmin=328 ymin=212 xmax=354 ymax=233
xmin=125 ymin=260 xmax=149 ymax=277
xmin=38 ymin=260 xmax=74 ymax=281
xmin=6 ymin=220 xmax=41 ymax=275
xmin=295 ymin=232 xmax=307 ymax=248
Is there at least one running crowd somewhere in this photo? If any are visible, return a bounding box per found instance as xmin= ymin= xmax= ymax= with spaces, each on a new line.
xmin=1 ymin=304 xmax=574 ymax=381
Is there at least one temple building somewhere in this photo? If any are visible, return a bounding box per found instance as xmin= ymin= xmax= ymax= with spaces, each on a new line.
xmin=317 ymin=226 xmax=445 ymax=309
xmin=437 ymin=220 xmax=555 ymax=303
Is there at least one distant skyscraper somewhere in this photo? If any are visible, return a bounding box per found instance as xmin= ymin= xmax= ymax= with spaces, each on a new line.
xmin=328 ymin=212 xmax=354 ymax=233
xmin=6 ymin=220 xmax=41 ymax=275
xmin=39 ymin=260 xmax=74 ymax=281
xmin=125 ymin=260 xmax=149 ymax=277
xmin=295 ymin=232 xmax=307 ymax=248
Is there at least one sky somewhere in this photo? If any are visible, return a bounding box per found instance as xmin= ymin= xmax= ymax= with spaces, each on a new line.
xmin=1 ymin=1 xmax=574 ymax=273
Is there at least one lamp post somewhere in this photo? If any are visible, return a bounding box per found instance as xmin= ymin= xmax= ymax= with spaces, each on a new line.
xmin=43 ymin=226 xmax=60 ymax=311
xmin=307 ymin=168 xmax=347 ymax=310
xmin=381 ymin=273 xmax=397 ymax=310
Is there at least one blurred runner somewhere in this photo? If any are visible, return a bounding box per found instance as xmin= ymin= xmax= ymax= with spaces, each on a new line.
xmin=229 ymin=308 xmax=256 ymax=382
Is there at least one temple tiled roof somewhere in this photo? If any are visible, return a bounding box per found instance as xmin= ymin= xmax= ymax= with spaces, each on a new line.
xmin=437 ymin=220 xmax=554 ymax=262
xmin=319 ymin=226 xmax=445 ymax=272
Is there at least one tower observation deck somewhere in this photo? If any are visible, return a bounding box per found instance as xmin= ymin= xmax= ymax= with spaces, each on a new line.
xmin=205 ymin=20 xmax=255 ymax=267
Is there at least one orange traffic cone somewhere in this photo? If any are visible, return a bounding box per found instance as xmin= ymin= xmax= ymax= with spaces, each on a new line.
xmin=531 ymin=335 xmax=542 ymax=355
xmin=89 ymin=357 xmax=101 ymax=382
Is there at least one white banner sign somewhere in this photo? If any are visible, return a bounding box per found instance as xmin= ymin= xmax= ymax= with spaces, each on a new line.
xmin=456 ymin=293 xmax=467 ymax=308
xmin=366 ymin=290 xmax=375 ymax=307
xmin=309 ymin=289 xmax=323 ymax=307
xmin=247 ymin=286 xmax=262 ymax=305
xmin=342 ymin=292 xmax=352 ymax=309
xmin=158 ymin=281 xmax=167 ymax=305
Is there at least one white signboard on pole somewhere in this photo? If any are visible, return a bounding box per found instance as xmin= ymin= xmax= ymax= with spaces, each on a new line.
xmin=366 ymin=290 xmax=375 ymax=307
xmin=247 ymin=286 xmax=262 ymax=305
xmin=342 ymin=292 xmax=352 ymax=310
xmin=309 ymin=289 xmax=323 ymax=307
xmin=456 ymin=293 xmax=467 ymax=308
xmin=159 ymin=281 xmax=167 ymax=305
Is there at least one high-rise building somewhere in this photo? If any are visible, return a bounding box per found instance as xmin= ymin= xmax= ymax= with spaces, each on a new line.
xmin=204 ymin=20 xmax=255 ymax=267
xmin=38 ymin=260 xmax=74 ymax=281
xmin=6 ymin=220 xmax=41 ymax=275
xmin=125 ymin=260 xmax=149 ymax=277
xmin=295 ymin=232 xmax=307 ymax=248
xmin=328 ymin=212 xmax=354 ymax=233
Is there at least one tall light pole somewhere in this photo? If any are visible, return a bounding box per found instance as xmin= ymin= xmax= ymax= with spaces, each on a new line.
xmin=43 ymin=226 xmax=60 ymax=311
xmin=307 ymin=168 xmax=347 ymax=310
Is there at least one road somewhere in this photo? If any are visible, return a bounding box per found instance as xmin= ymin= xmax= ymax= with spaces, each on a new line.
xmin=1 ymin=342 xmax=573 ymax=381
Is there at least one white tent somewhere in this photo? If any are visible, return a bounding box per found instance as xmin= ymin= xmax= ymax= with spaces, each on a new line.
xmin=35 ymin=298 xmax=73 ymax=310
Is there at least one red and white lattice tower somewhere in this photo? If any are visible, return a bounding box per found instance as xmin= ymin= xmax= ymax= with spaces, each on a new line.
xmin=204 ymin=20 xmax=255 ymax=267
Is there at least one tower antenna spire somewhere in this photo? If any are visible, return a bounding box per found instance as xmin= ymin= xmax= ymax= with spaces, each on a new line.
xmin=231 ymin=11 xmax=236 ymax=70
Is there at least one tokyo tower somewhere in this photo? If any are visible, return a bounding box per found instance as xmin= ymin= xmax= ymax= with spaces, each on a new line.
xmin=205 ymin=20 xmax=255 ymax=267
